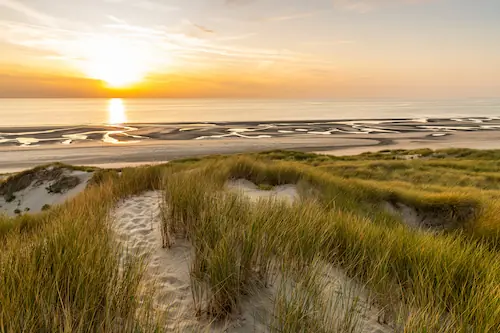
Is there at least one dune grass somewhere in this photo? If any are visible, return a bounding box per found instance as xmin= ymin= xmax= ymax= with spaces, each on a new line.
xmin=239 ymin=152 xmax=500 ymax=247
xmin=1 ymin=149 xmax=500 ymax=331
xmin=0 ymin=165 xmax=167 ymax=332
xmin=160 ymin=157 xmax=500 ymax=331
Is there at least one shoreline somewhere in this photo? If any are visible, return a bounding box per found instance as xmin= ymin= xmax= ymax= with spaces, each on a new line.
xmin=1 ymin=116 xmax=499 ymax=147
xmin=2 ymin=129 xmax=500 ymax=173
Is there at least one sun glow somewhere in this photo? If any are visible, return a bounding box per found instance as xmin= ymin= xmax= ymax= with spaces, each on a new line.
xmin=108 ymin=98 xmax=127 ymax=124
xmin=83 ymin=37 xmax=149 ymax=88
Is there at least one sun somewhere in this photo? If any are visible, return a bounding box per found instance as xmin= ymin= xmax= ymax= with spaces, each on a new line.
xmin=83 ymin=37 xmax=149 ymax=88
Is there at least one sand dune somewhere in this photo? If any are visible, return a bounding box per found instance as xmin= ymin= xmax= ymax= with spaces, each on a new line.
xmin=111 ymin=186 xmax=392 ymax=332
xmin=0 ymin=167 xmax=92 ymax=216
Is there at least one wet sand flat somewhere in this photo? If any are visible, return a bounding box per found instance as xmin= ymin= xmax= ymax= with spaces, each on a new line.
xmin=1 ymin=117 xmax=499 ymax=147
xmin=1 ymin=117 xmax=500 ymax=172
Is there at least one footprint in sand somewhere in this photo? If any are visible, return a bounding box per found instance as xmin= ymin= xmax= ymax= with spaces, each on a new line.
xmin=131 ymin=217 xmax=143 ymax=224
xmin=111 ymin=191 xmax=197 ymax=330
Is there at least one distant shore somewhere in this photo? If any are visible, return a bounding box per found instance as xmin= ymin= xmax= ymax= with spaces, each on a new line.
xmin=1 ymin=117 xmax=500 ymax=172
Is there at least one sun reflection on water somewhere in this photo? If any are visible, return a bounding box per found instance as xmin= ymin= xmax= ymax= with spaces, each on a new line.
xmin=108 ymin=98 xmax=127 ymax=124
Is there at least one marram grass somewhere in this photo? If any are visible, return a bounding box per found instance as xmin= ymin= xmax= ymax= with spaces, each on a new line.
xmin=1 ymin=149 xmax=500 ymax=332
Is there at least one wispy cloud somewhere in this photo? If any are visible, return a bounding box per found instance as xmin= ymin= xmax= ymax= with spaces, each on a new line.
xmin=107 ymin=15 xmax=127 ymax=24
xmin=0 ymin=13 xmax=331 ymax=75
xmin=0 ymin=0 xmax=335 ymax=92
xmin=192 ymin=23 xmax=215 ymax=34
xmin=0 ymin=0 xmax=58 ymax=27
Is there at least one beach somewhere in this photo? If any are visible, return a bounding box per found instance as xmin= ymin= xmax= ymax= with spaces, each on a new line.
xmin=3 ymin=125 xmax=500 ymax=331
xmin=1 ymin=117 xmax=500 ymax=173
xmin=2 ymin=0 xmax=499 ymax=329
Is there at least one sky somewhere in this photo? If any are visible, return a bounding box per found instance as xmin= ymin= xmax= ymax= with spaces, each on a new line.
xmin=0 ymin=0 xmax=499 ymax=98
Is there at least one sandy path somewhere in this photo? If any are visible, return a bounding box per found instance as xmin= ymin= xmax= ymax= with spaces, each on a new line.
xmin=112 ymin=192 xmax=197 ymax=331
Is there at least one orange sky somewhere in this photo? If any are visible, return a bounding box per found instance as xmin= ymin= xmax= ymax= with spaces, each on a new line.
xmin=0 ymin=0 xmax=499 ymax=98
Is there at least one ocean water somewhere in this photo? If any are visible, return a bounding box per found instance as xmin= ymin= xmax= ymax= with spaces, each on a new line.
xmin=0 ymin=98 xmax=499 ymax=127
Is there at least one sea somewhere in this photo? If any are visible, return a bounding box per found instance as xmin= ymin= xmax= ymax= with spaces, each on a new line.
xmin=0 ymin=98 xmax=499 ymax=127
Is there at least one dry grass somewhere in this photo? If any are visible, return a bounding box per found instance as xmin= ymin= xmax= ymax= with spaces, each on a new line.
xmin=0 ymin=165 xmax=166 ymax=332
xmin=2 ymin=149 xmax=500 ymax=331
xmin=159 ymin=156 xmax=500 ymax=331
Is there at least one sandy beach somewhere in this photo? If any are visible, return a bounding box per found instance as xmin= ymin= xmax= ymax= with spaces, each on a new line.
xmin=1 ymin=117 xmax=500 ymax=173
xmin=3 ymin=139 xmax=500 ymax=331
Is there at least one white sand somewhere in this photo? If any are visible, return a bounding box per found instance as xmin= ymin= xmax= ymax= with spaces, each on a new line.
xmin=112 ymin=191 xmax=198 ymax=331
xmin=321 ymin=264 xmax=393 ymax=333
xmin=0 ymin=169 xmax=92 ymax=216
xmin=226 ymin=179 xmax=299 ymax=203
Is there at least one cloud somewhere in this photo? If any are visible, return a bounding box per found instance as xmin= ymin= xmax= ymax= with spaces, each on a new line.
xmin=193 ymin=24 xmax=215 ymax=34
xmin=107 ymin=15 xmax=127 ymax=24
xmin=0 ymin=0 xmax=57 ymax=27
xmin=0 ymin=9 xmax=335 ymax=93
xmin=333 ymin=0 xmax=434 ymax=12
